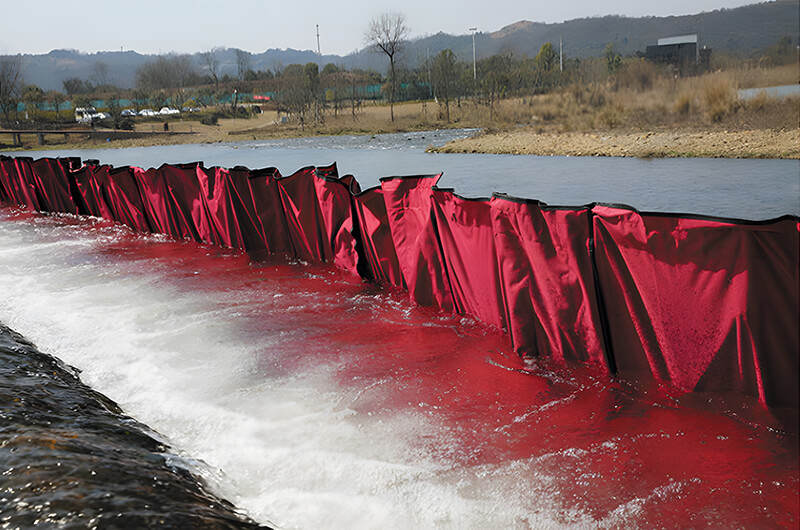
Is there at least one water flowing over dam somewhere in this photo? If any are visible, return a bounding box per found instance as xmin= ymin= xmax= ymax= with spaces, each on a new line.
xmin=0 ymin=151 xmax=797 ymax=527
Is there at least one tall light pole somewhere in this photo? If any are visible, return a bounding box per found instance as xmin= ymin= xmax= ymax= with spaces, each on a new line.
xmin=469 ymin=27 xmax=477 ymax=80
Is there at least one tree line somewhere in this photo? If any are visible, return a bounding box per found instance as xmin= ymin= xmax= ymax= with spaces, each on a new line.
xmin=0 ymin=10 xmax=796 ymax=129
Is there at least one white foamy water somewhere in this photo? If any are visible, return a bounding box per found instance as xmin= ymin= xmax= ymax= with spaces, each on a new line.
xmin=0 ymin=210 xmax=579 ymax=529
xmin=2 ymin=207 xmax=797 ymax=529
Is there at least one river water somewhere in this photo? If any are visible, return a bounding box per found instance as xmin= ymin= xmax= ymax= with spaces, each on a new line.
xmin=1 ymin=132 xmax=798 ymax=528
xmin=6 ymin=128 xmax=799 ymax=219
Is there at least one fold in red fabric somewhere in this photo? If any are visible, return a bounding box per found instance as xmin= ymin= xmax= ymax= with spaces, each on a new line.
xmin=350 ymin=185 xmax=405 ymax=287
xmin=1 ymin=154 xmax=796 ymax=409
xmin=381 ymin=174 xmax=454 ymax=311
xmin=91 ymin=165 xmax=151 ymax=232
xmin=275 ymin=166 xmax=331 ymax=262
xmin=28 ymin=158 xmax=79 ymax=215
xmin=432 ymin=190 xmax=505 ymax=330
xmin=592 ymin=206 xmax=799 ymax=408
xmin=490 ymin=196 xmax=607 ymax=364
xmin=312 ymin=168 xmax=359 ymax=276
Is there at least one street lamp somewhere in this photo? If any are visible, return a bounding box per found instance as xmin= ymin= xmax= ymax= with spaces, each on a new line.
xmin=469 ymin=27 xmax=477 ymax=80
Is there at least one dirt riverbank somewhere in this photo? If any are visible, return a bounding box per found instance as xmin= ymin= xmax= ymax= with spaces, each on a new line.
xmin=3 ymin=101 xmax=797 ymax=160
xmin=431 ymin=127 xmax=800 ymax=159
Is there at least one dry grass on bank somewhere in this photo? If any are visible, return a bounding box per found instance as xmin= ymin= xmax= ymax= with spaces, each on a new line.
xmin=3 ymin=62 xmax=797 ymax=157
xmin=490 ymin=62 xmax=799 ymax=135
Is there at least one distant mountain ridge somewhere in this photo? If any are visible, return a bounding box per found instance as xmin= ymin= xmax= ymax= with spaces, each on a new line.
xmin=11 ymin=0 xmax=799 ymax=91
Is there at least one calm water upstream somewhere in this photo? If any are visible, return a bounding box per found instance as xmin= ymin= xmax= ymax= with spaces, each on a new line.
xmin=1 ymin=132 xmax=798 ymax=528
xmin=6 ymin=128 xmax=799 ymax=219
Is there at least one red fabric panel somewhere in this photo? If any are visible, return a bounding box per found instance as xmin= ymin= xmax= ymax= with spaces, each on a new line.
xmin=0 ymin=156 xmax=7 ymax=201
xmin=0 ymin=155 xmax=24 ymax=205
xmin=70 ymin=164 xmax=113 ymax=219
xmin=9 ymin=157 xmax=43 ymax=211
xmin=92 ymin=165 xmax=151 ymax=232
xmin=245 ymin=167 xmax=291 ymax=255
xmin=195 ymin=166 xmax=258 ymax=251
xmin=381 ymin=175 xmax=453 ymax=311
xmin=157 ymin=163 xmax=214 ymax=243
xmin=432 ymin=190 xmax=505 ymax=330
xmin=350 ymin=186 xmax=404 ymax=287
xmin=131 ymin=166 xmax=186 ymax=239
xmin=275 ymin=166 xmax=331 ymax=262
xmin=312 ymin=172 xmax=359 ymax=275
xmin=28 ymin=158 xmax=78 ymax=215
xmin=490 ymin=196 xmax=607 ymax=365
xmin=4 ymin=155 xmax=797 ymax=409
xmin=592 ymin=206 xmax=799 ymax=408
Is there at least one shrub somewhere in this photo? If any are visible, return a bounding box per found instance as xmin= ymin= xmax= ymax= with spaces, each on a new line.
xmin=674 ymin=92 xmax=694 ymax=115
xmin=700 ymin=73 xmax=737 ymax=122
xmin=201 ymin=114 xmax=219 ymax=126
xmin=614 ymin=60 xmax=660 ymax=92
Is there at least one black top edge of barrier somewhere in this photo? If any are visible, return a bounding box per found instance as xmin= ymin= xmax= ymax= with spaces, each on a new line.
xmin=275 ymin=165 xmax=316 ymax=180
xmin=108 ymin=166 xmax=133 ymax=176
xmin=349 ymin=183 xmax=381 ymax=197
xmin=379 ymin=173 xmax=443 ymax=183
xmin=632 ymin=209 xmax=800 ymax=226
xmin=433 ymin=186 xmax=492 ymax=202
xmin=5 ymin=155 xmax=799 ymax=224
xmin=313 ymin=171 xmax=343 ymax=184
xmin=592 ymin=200 xmax=800 ymax=226
xmin=159 ymin=161 xmax=204 ymax=170
xmin=248 ymin=167 xmax=281 ymax=179
xmin=492 ymin=192 xmax=800 ymax=225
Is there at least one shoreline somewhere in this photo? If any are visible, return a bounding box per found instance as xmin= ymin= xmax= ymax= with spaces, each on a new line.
xmin=430 ymin=127 xmax=800 ymax=159
xmin=1 ymin=107 xmax=797 ymax=160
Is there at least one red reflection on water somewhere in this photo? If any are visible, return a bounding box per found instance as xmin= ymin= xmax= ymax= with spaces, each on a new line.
xmin=5 ymin=208 xmax=798 ymax=528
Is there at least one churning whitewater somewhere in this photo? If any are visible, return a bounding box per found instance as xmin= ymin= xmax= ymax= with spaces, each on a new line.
xmin=0 ymin=205 xmax=797 ymax=528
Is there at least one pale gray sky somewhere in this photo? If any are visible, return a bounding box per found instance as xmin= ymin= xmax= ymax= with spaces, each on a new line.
xmin=3 ymin=0 xmax=762 ymax=56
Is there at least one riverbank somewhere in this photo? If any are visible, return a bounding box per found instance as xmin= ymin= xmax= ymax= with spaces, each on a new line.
xmin=431 ymin=127 xmax=800 ymax=159
xmin=3 ymin=99 xmax=798 ymax=159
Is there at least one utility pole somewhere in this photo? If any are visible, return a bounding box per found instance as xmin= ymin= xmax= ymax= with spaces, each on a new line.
xmin=470 ymin=28 xmax=478 ymax=80
xmin=426 ymin=48 xmax=432 ymax=99
xmin=316 ymin=24 xmax=321 ymax=56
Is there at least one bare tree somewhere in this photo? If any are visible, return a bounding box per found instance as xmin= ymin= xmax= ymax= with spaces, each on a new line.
xmin=364 ymin=11 xmax=409 ymax=122
xmin=0 ymin=55 xmax=23 ymax=127
xmin=234 ymin=49 xmax=252 ymax=81
xmin=47 ymin=90 xmax=66 ymax=121
xmin=91 ymin=60 xmax=110 ymax=88
xmin=432 ymin=49 xmax=458 ymax=122
xmin=136 ymin=54 xmax=197 ymax=92
xmin=200 ymin=48 xmax=221 ymax=91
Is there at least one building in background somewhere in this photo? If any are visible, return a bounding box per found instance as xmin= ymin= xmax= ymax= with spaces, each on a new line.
xmin=644 ymin=35 xmax=711 ymax=75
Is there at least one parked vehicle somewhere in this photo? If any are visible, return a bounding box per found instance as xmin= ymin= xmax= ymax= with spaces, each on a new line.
xmin=75 ymin=107 xmax=103 ymax=123
xmin=159 ymin=107 xmax=180 ymax=115
xmin=138 ymin=109 xmax=157 ymax=117
xmin=121 ymin=109 xmax=137 ymax=117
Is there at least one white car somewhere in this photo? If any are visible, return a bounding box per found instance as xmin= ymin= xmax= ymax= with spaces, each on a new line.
xmin=159 ymin=107 xmax=180 ymax=115
xmin=138 ymin=109 xmax=157 ymax=117
xmin=121 ymin=109 xmax=137 ymax=117
xmin=75 ymin=107 xmax=103 ymax=123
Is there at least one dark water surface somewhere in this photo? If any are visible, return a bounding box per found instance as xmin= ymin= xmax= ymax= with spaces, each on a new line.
xmin=0 ymin=204 xmax=797 ymax=529
xmin=0 ymin=321 xmax=267 ymax=528
xmin=6 ymin=129 xmax=799 ymax=220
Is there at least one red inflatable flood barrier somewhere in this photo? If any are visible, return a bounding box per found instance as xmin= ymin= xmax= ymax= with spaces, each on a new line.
xmin=0 ymin=154 xmax=797 ymax=409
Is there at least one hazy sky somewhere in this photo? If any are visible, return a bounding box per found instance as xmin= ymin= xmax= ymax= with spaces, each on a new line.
xmin=3 ymin=0 xmax=761 ymax=56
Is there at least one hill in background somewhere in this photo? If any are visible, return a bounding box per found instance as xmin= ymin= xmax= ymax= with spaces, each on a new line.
xmin=12 ymin=0 xmax=800 ymax=91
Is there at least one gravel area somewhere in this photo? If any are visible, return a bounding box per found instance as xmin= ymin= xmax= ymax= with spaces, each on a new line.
xmin=432 ymin=128 xmax=800 ymax=159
